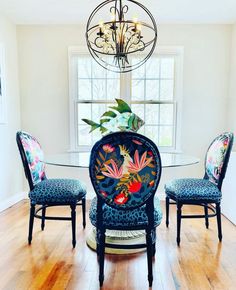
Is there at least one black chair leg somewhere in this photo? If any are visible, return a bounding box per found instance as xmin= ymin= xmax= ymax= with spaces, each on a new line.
xmin=70 ymin=204 xmax=76 ymax=248
xmin=216 ymin=203 xmax=222 ymax=241
xmin=204 ymin=204 xmax=209 ymax=229
xmin=177 ymin=203 xmax=182 ymax=246
xmin=96 ymin=244 xmax=100 ymax=260
xmin=82 ymin=198 xmax=86 ymax=229
xmin=146 ymin=229 xmax=153 ymax=287
xmin=152 ymin=229 xmax=156 ymax=257
xmin=41 ymin=206 xmax=46 ymax=231
xmin=28 ymin=204 xmax=35 ymax=244
xmin=152 ymin=242 xmax=156 ymax=257
xmin=96 ymin=229 xmax=100 ymax=259
xmin=166 ymin=196 xmax=170 ymax=227
xmin=98 ymin=229 xmax=106 ymax=287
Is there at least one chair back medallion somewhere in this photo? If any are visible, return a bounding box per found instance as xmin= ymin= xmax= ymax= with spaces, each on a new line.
xmin=89 ymin=132 xmax=162 ymax=209
xmin=205 ymin=132 xmax=233 ymax=186
xmin=17 ymin=131 xmax=46 ymax=187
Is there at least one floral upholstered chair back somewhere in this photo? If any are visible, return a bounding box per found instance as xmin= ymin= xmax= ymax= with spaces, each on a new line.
xmin=204 ymin=132 xmax=233 ymax=188
xmin=16 ymin=131 xmax=46 ymax=189
xmin=89 ymin=132 xmax=162 ymax=209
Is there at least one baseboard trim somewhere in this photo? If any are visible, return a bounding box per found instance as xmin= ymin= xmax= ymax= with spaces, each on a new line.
xmin=0 ymin=191 xmax=28 ymax=212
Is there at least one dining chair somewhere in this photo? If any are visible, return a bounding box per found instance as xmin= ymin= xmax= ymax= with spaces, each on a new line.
xmin=16 ymin=131 xmax=86 ymax=247
xmin=89 ymin=131 xmax=162 ymax=286
xmin=165 ymin=132 xmax=234 ymax=246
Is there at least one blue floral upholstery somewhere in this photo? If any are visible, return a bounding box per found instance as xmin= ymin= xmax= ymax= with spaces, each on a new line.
xmin=29 ymin=179 xmax=86 ymax=204
xmin=18 ymin=131 xmax=46 ymax=186
xmin=165 ymin=178 xmax=221 ymax=202
xmin=89 ymin=132 xmax=162 ymax=210
xmin=89 ymin=196 xmax=162 ymax=228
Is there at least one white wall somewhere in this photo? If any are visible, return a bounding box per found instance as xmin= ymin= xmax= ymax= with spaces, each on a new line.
xmin=227 ymin=23 xmax=236 ymax=149
xmin=222 ymin=152 xmax=236 ymax=225
xmin=221 ymin=24 xmax=236 ymax=223
xmin=17 ymin=24 xmax=232 ymax=198
xmin=0 ymin=14 xmax=23 ymax=210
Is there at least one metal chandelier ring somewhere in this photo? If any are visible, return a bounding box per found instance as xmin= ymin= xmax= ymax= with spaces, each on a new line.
xmin=85 ymin=0 xmax=157 ymax=73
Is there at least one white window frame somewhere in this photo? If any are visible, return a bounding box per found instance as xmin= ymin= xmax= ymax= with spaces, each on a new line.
xmin=68 ymin=46 xmax=184 ymax=152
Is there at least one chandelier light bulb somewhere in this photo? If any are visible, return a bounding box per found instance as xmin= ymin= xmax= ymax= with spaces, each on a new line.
xmin=136 ymin=23 xmax=141 ymax=32
xmin=99 ymin=20 xmax=104 ymax=28
xmin=111 ymin=11 xmax=116 ymax=22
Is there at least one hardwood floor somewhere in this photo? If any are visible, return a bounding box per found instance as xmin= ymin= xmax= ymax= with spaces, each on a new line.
xmin=0 ymin=200 xmax=235 ymax=290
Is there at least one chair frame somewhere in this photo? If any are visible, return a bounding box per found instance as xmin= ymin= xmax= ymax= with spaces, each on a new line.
xmin=165 ymin=132 xmax=234 ymax=246
xmin=16 ymin=131 xmax=86 ymax=248
xmin=89 ymin=132 xmax=162 ymax=287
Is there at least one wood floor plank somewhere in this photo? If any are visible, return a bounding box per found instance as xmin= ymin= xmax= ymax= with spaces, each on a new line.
xmin=0 ymin=200 xmax=235 ymax=290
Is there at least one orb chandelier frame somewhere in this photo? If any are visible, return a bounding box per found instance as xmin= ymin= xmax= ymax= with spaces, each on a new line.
xmin=85 ymin=0 xmax=157 ymax=73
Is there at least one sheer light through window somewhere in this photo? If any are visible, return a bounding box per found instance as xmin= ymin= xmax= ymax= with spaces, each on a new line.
xmin=69 ymin=48 xmax=182 ymax=152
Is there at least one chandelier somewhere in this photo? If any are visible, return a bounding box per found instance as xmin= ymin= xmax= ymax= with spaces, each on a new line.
xmin=85 ymin=0 xmax=157 ymax=73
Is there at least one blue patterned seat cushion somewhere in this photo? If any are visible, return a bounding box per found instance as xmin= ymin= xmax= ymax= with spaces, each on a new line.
xmin=89 ymin=197 xmax=162 ymax=228
xmin=165 ymin=178 xmax=221 ymax=202
xmin=29 ymin=179 xmax=86 ymax=204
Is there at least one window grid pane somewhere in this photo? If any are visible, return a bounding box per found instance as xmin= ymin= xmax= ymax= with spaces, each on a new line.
xmin=77 ymin=57 xmax=120 ymax=102
xmin=131 ymin=55 xmax=176 ymax=148
xmin=131 ymin=103 xmax=175 ymax=147
xmin=131 ymin=58 xmax=175 ymax=101
xmin=77 ymin=102 xmax=114 ymax=147
xmin=75 ymin=55 xmax=177 ymax=149
xmin=76 ymin=56 xmax=120 ymax=147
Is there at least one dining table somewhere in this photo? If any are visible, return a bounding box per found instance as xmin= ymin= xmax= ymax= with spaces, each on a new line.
xmin=44 ymin=151 xmax=199 ymax=254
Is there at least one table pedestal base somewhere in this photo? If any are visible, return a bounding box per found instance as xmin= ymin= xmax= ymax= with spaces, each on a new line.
xmin=86 ymin=227 xmax=147 ymax=254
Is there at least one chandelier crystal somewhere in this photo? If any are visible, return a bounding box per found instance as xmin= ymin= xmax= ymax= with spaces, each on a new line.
xmin=86 ymin=0 xmax=157 ymax=73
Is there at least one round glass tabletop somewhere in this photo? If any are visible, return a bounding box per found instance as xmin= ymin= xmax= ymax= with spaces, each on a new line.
xmin=44 ymin=152 xmax=199 ymax=168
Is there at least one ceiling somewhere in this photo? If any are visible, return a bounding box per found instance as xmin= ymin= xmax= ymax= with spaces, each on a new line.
xmin=0 ymin=0 xmax=236 ymax=25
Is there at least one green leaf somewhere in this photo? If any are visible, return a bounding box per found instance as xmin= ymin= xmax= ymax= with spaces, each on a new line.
xmin=127 ymin=113 xmax=135 ymax=129
xmin=101 ymin=111 xmax=117 ymax=118
xmin=100 ymin=118 xmax=110 ymax=124
xmin=109 ymin=98 xmax=131 ymax=113
xmin=82 ymin=119 xmax=100 ymax=133
xmin=82 ymin=119 xmax=98 ymax=126
xmin=100 ymin=126 xmax=108 ymax=134
xmin=137 ymin=174 xmax=142 ymax=182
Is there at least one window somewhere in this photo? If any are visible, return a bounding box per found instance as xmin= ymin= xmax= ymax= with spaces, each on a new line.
xmin=69 ymin=47 xmax=183 ymax=152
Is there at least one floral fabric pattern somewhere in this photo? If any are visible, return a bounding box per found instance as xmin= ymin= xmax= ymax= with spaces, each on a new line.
xmin=19 ymin=132 xmax=46 ymax=186
xmin=89 ymin=132 xmax=161 ymax=209
xmin=205 ymin=133 xmax=232 ymax=185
